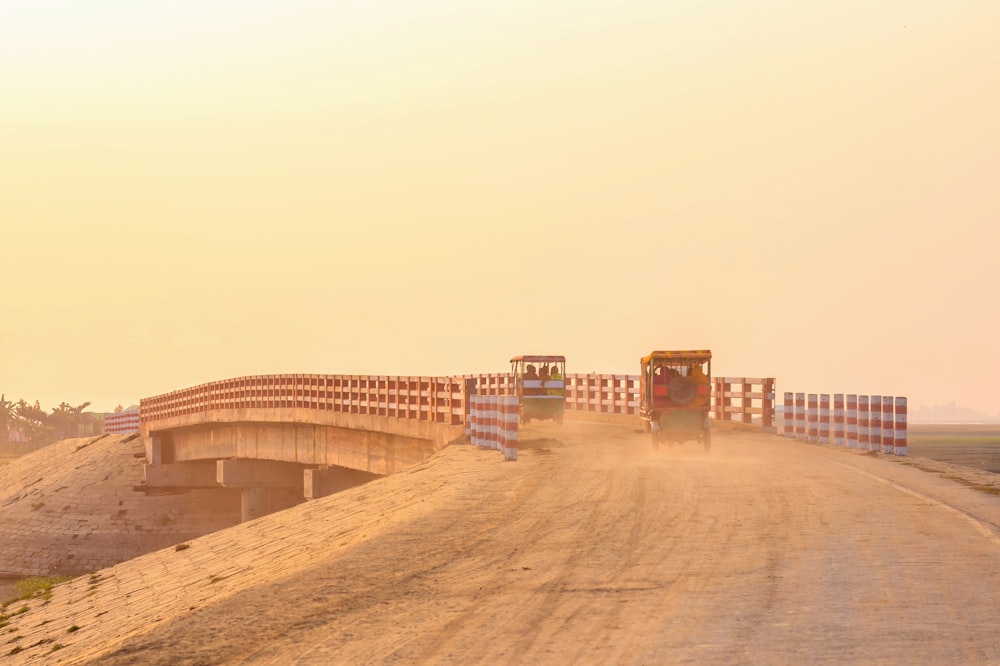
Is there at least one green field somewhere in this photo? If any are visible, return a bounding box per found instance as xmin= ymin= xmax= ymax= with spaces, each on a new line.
xmin=908 ymin=425 xmax=1000 ymax=474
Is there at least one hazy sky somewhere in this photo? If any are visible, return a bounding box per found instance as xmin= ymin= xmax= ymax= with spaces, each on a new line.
xmin=2 ymin=0 xmax=998 ymax=415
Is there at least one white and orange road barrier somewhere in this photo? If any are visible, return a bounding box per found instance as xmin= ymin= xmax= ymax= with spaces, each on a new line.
xmin=858 ymin=396 xmax=870 ymax=450
xmin=881 ymin=397 xmax=894 ymax=454
xmin=819 ymin=394 xmax=830 ymax=443
xmin=833 ymin=394 xmax=845 ymax=447
xmin=870 ymin=395 xmax=882 ymax=453
xmin=781 ymin=391 xmax=908 ymax=455
xmin=795 ymin=393 xmax=806 ymax=440
xmin=894 ymin=397 xmax=908 ymax=456
xmin=807 ymin=394 xmax=818 ymax=442
xmin=846 ymin=394 xmax=859 ymax=449
xmin=783 ymin=393 xmax=794 ymax=438
xmin=469 ymin=395 xmax=518 ymax=461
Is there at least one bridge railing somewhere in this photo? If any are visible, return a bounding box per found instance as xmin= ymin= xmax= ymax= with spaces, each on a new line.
xmin=142 ymin=372 xmax=777 ymax=432
xmin=564 ymin=374 xmax=640 ymax=415
xmin=713 ymin=377 xmax=776 ymax=430
xmin=465 ymin=373 xmax=515 ymax=396
xmin=141 ymin=374 xmax=467 ymax=427
xmin=105 ymin=407 xmax=140 ymax=435
xmin=561 ymin=374 xmax=776 ymax=427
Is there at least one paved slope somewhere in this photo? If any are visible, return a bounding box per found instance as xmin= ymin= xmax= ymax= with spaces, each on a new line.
xmin=0 ymin=435 xmax=240 ymax=577
xmin=7 ymin=422 xmax=1000 ymax=665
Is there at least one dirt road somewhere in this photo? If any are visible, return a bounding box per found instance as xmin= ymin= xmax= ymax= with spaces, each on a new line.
xmin=13 ymin=421 xmax=1000 ymax=664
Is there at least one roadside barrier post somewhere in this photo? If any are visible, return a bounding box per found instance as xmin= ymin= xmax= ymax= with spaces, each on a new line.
xmin=833 ymin=394 xmax=845 ymax=446
xmin=859 ymin=396 xmax=870 ymax=450
xmin=894 ymin=397 xmax=908 ymax=456
xmin=490 ymin=396 xmax=499 ymax=451
xmin=881 ymin=396 xmax=894 ymax=454
xmin=502 ymin=396 xmax=518 ymax=461
xmin=807 ymin=394 xmax=818 ymax=442
xmin=870 ymin=396 xmax=882 ymax=453
xmin=846 ymin=394 xmax=858 ymax=449
xmin=783 ymin=392 xmax=794 ymax=438
xmin=819 ymin=394 xmax=830 ymax=444
xmin=471 ymin=396 xmax=483 ymax=447
xmin=795 ymin=393 xmax=807 ymax=440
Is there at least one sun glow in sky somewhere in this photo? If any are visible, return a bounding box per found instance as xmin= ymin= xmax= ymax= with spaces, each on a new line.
xmin=2 ymin=0 xmax=999 ymax=415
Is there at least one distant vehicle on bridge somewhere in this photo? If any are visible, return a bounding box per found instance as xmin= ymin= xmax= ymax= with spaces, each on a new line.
xmin=639 ymin=350 xmax=712 ymax=451
xmin=510 ymin=355 xmax=566 ymax=425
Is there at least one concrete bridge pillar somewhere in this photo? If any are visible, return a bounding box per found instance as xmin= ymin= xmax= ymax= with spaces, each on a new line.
xmin=218 ymin=459 xmax=308 ymax=522
xmin=241 ymin=487 xmax=271 ymax=522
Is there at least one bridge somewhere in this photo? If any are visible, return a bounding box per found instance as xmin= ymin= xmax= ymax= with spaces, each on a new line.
xmin=138 ymin=371 xmax=778 ymax=521
xmin=139 ymin=374 xmax=466 ymax=521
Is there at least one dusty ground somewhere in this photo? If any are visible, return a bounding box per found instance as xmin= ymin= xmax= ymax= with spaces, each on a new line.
xmin=8 ymin=421 xmax=1000 ymax=665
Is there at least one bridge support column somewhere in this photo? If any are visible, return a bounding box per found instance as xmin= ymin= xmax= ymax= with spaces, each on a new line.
xmin=148 ymin=435 xmax=175 ymax=465
xmin=219 ymin=459 xmax=308 ymax=522
xmin=238 ymin=486 xmax=302 ymax=522
xmin=241 ymin=487 xmax=271 ymax=522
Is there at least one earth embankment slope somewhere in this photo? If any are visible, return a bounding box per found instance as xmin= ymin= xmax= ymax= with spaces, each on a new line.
xmin=0 ymin=434 xmax=240 ymax=577
xmin=7 ymin=422 xmax=1000 ymax=665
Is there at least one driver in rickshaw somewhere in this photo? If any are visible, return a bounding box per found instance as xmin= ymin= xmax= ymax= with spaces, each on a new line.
xmin=524 ymin=364 xmax=540 ymax=395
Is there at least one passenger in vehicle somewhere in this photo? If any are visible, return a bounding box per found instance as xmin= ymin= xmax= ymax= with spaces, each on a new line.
xmin=546 ymin=366 xmax=563 ymax=395
xmin=524 ymin=364 xmax=540 ymax=395
xmin=654 ymin=366 xmax=676 ymax=384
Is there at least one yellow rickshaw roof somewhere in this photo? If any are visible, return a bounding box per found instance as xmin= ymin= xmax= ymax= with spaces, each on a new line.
xmin=641 ymin=350 xmax=712 ymax=365
xmin=510 ymin=355 xmax=566 ymax=363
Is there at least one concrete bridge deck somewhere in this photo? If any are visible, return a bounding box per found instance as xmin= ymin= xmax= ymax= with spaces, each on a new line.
xmin=139 ymin=375 xmax=468 ymax=521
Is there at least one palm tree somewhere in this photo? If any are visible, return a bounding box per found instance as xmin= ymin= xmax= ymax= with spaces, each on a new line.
xmin=0 ymin=394 xmax=16 ymax=445
xmin=16 ymin=399 xmax=49 ymax=443
xmin=70 ymin=401 xmax=93 ymax=437
xmin=49 ymin=401 xmax=94 ymax=439
xmin=49 ymin=402 xmax=72 ymax=440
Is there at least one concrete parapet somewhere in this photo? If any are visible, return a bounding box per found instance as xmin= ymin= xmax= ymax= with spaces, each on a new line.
xmin=146 ymin=420 xmax=459 ymax=476
xmin=304 ymin=466 xmax=381 ymax=500
xmin=217 ymin=459 xmax=307 ymax=488
xmin=143 ymin=460 xmax=218 ymax=489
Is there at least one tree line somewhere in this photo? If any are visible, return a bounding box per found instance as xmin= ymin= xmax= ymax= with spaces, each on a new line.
xmin=0 ymin=394 xmax=113 ymax=451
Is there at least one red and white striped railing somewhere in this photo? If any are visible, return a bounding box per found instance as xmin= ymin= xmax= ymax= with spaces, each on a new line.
xmin=782 ymin=392 xmax=907 ymax=455
xmin=712 ymin=378 xmax=776 ymax=430
xmin=142 ymin=372 xmax=778 ymax=437
xmin=564 ymin=374 xmax=640 ymax=415
xmin=105 ymin=407 xmax=140 ymax=435
xmin=467 ymin=373 xmax=774 ymax=425
xmin=141 ymin=375 xmax=466 ymax=428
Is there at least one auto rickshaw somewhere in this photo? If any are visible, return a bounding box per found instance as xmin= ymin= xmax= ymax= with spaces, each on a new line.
xmin=510 ymin=355 xmax=566 ymax=424
xmin=639 ymin=350 xmax=712 ymax=451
